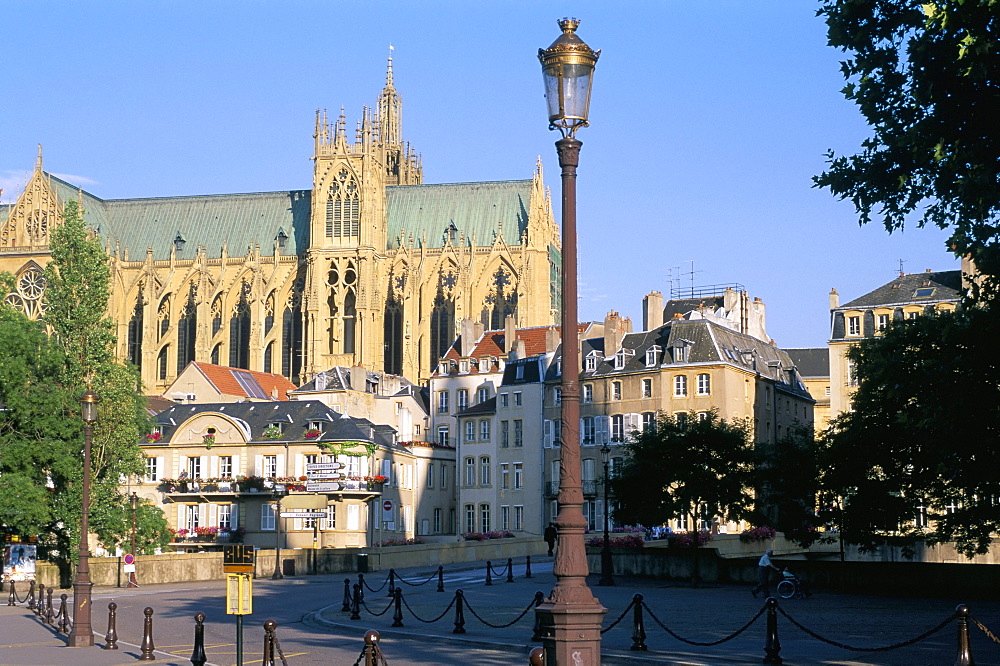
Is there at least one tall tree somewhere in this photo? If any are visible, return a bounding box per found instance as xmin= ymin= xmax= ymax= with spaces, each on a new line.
xmin=820 ymin=305 xmax=1000 ymax=557
xmin=815 ymin=1 xmax=1000 ymax=296
xmin=610 ymin=410 xmax=754 ymax=530
xmin=753 ymin=423 xmax=823 ymax=546
xmin=0 ymin=201 xmax=168 ymax=573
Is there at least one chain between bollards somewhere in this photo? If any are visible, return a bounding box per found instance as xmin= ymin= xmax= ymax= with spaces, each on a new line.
xmin=763 ymin=597 xmax=782 ymax=664
xmin=191 ymin=612 xmax=207 ymax=666
xmin=630 ymin=593 xmax=647 ymax=651
xmin=103 ymin=602 xmax=118 ymax=650
xmin=139 ymin=606 xmax=155 ymax=661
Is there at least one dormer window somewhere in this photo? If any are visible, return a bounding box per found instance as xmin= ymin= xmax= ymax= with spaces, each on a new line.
xmin=438 ymin=362 xmax=450 ymax=375
xmin=308 ymin=420 xmax=324 ymax=432
xmin=173 ymin=232 xmax=186 ymax=253
xmin=460 ymin=360 xmax=469 ymax=373
xmin=585 ymin=350 xmax=600 ymax=372
xmin=645 ymin=346 xmax=661 ymax=368
xmin=614 ymin=348 xmax=634 ymax=370
xmin=672 ymin=342 xmax=689 ymax=364
xmin=276 ymin=227 xmax=288 ymax=249
xmin=515 ymin=364 xmax=525 ymax=380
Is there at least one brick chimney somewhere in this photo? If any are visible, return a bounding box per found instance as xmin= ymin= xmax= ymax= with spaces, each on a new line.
xmin=604 ymin=311 xmax=625 ymax=356
xmin=459 ymin=318 xmax=481 ymax=357
xmin=349 ymin=364 xmax=367 ymax=393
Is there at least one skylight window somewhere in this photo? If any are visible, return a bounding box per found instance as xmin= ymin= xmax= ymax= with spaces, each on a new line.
xmin=913 ymin=287 xmax=936 ymax=299
xmin=233 ymin=370 xmax=268 ymax=399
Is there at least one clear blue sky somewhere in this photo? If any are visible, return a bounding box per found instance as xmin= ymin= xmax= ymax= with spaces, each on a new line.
xmin=2 ymin=1 xmax=957 ymax=349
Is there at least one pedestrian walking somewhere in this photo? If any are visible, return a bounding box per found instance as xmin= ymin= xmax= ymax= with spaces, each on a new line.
xmin=751 ymin=548 xmax=780 ymax=598
xmin=544 ymin=523 xmax=557 ymax=556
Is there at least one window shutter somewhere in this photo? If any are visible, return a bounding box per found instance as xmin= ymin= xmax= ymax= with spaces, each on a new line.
xmin=209 ymin=504 xmax=217 ymax=526
xmin=200 ymin=456 xmax=208 ymax=479
xmin=209 ymin=456 xmax=218 ymax=478
xmin=231 ymin=454 xmax=240 ymax=477
xmin=543 ymin=420 xmax=553 ymax=448
xmin=277 ymin=453 xmax=286 ymax=477
xmin=595 ymin=416 xmax=610 ymax=445
xmin=231 ymin=504 xmax=239 ymax=528
xmin=156 ymin=456 xmax=165 ymax=481
xmin=254 ymin=455 xmax=263 ymax=476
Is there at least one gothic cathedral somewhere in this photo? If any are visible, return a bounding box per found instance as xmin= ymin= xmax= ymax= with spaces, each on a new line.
xmin=0 ymin=60 xmax=562 ymax=393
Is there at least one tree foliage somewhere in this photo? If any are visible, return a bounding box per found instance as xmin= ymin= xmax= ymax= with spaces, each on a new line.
xmin=0 ymin=200 xmax=166 ymax=568
xmin=752 ymin=423 xmax=823 ymax=546
xmin=610 ymin=411 xmax=754 ymax=529
xmin=815 ymin=1 xmax=1000 ymax=294
xmin=820 ymin=305 xmax=1000 ymax=557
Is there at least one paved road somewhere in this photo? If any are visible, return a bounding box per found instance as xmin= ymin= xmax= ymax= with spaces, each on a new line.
xmin=4 ymin=559 xmax=1000 ymax=665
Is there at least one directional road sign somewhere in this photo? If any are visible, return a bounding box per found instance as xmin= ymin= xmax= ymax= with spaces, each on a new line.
xmin=305 ymin=471 xmax=341 ymax=479
xmin=280 ymin=511 xmax=325 ymax=518
xmin=305 ymin=482 xmax=341 ymax=492
xmin=305 ymin=463 xmax=343 ymax=472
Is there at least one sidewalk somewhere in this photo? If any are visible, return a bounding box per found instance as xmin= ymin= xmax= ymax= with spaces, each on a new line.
xmin=0 ymin=604 xmax=192 ymax=666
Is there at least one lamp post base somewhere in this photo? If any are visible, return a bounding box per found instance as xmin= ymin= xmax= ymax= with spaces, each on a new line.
xmin=67 ymin=579 xmax=94 ymax=647
xmin=536 ymin=600 xmax=607 ymax=665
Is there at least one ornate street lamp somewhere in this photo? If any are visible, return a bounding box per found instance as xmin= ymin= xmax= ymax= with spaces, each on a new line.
xmin=535 ymin=18 xmax=607 ymax=665
xmin=599 ymin=443 xmax=614 ymax=586
xmin=272 ymin=484 xmax=289 ymax=580
xmin=68 ymin=389 xmax=99 ymax=647
xmin=127 ymin=492 xmax=139 ymax=588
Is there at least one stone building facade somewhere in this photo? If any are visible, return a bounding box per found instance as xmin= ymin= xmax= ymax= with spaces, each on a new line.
xmin=0 ymin=60 xmax=560 ymax=392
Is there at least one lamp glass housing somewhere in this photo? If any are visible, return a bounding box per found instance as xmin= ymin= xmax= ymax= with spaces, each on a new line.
xmin=538 ymin=18 xmax=599 ymax=135
xmin=130 ymin=492 xmax=139 ymax=510
xmin=80 ymin=391 xmax=99 ymax=423
xmin=600 ymin=443 xmax=611 ymax=465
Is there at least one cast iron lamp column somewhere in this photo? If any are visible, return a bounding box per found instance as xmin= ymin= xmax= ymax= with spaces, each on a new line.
xmin=272 ymin=484 xmax=288 ymax=580
xmin=68 ymin=389 xmax=99 ymax=647
xmin=535 ymin=17 xmax=607 ymax=665
xmin=598 ymin=443 xmax=614 ymax=586
xmin=127 ymin=492 xmax=139 ymax=588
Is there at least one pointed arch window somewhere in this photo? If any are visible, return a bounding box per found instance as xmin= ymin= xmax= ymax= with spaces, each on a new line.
xmin=282 ymin=288 xmax=303 ymax=380
xmin=480 ymin=266 xmax=517 ymax=330
xmin=343 ymin=290 xmax=357 ymax=355
xmin=127 ymin=289 xmax=144 ymax=370
xmin=229 ymin=287 xmax=251 ymax=370
xmin=325 ymin=167 xmax=360 ymax=240
xmin=176 ymin=286 xmax=197 ymax=373
xmin=430 ymin=293 xmax=455 ymax=370
xmin=384 ymin=294 xmax=403 ymax=376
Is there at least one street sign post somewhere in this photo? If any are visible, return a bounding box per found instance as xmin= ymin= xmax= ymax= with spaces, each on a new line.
xmin=305 ymin=482 xmax=341 ymax=492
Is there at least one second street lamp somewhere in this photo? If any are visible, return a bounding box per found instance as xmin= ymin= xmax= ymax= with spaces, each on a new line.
xmin=599 ymin=443 xmax=614 ymax=586
xmin=68 ymin=389 xmax=99 ymax=647
xmin=535 ymin=17 xmax=607 ymax=665
xmin=272 ymin=484 xmax=288 ymax=580
xmin=127 ymin=492 xmax=139 ymax=588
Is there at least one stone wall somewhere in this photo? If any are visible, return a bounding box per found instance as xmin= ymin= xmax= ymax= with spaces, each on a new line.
xmin=32 ymin=538 xmax=547 ymax=588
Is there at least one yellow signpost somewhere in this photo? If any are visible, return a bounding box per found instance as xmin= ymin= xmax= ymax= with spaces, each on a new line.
xmin=223 ymin=545 xmax=255 ymax=666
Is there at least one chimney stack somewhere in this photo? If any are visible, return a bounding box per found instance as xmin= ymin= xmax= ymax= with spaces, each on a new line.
xmin=829 ymin=288 xmax=839 ymax=310
xmin=350 ymin=364 xmax=367 ymax=393
xmin=460 ymin=318 xmax=478 ymax=357
xmin=643 ymin=291 xmax=664 ymax=330
xmin=604 ymin=311 xmax=625 ymax=356
xmin=545 ymin=326 xmax=560 ymax=353
xmin=504 ymin=314 xmax=516 ymax=353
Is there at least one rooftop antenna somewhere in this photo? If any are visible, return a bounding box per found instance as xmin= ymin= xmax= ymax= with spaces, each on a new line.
xmin=898 ymin=258 xmax=907 ymax=276
xmin=684 ymin=260 xmax=704 ymax=296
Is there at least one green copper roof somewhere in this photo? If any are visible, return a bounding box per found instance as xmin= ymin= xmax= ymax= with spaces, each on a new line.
xmin=386 ymin=180 xmax=531 ymax=248
xmin=4 ymin=174 xmax=534 ymax=260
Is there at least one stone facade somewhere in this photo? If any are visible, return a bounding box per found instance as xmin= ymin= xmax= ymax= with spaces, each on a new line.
xmin=0 ymin=60 xmax=560 ymax=392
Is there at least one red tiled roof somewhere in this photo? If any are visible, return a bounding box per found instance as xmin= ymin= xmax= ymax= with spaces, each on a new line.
xmin=193 ymin=362 xmax=296 ymax=400
xmin=440 ymin=323 xmax=590 ymax=371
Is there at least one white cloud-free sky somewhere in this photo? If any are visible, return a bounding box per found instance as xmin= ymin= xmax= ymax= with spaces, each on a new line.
xmin=2 ymin=1 xmax=957 ymax=348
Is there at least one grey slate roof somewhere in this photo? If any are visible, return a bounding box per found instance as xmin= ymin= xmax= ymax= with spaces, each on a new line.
xmin=840 ymin=270 xmax=962 ymax=309
xmin=15 ymin=173 xmax=535 ymax=260
xmin=152 ymin=400 xmax=382 ymax=444
xmin=783 ymin=348 xmax=829 ymax=378
xmin=456 ymin=396 xmax=497 ymax=417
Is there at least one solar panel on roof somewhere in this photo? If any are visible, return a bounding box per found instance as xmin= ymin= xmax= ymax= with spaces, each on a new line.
xmin=233 ymin=370 xmax=269 ymax=399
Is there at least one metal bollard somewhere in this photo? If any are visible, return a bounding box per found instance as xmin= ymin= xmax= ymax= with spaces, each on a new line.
xmin=529 ymin=646 xmax=545 ymax=665
xmin=139 ymin=606 xmax=156 ymax=661
xmin=955 ymin=604 xmax=973 ymax=666
xmin=525 ymin=555 xmax=533 ymax=578
xmin=453 ymin=589 xmax=466 ymax=634
xmin=357 ymin=573 xmax=366 ymax=602
xmin=262 ymin=619 xmax=277 ymax=666
xmin=485 ymin=560 xmax=493 ymax=586
xmin=191 ymin=612 xmax=207 ymax=666
xmin=630 ymin=593 xmax=647 ymax=651
xmin=57 ymin=594 xmax=70 ymax=633
xmin=27 ymin=581 xmax=36 ymax=610
xmin=763 ymin=597 xmax=782 ymax=664
xmin=103 ymin=602 xmax=119 ymax=650
xmin=363 ymin=629 xmax=381 ymax=666
xmin=391 ymin=588 xmax=403 ymax=627
xmin=437 ymin=565 xmax=445 ymax=592
xmin=45 ymin=587 xmax=54 ymax=625
xmin=34 ymin=583 xmax=44 ymax=615
xmin=6 ymin=579 xmax=15 ymax=606
xmin=506 ymin=557 xmax=514 ymax=583
xmin=342 ymin=578 xmax=352 ymax=612
xmin=387 ymin=569 xmax=396 ymax=598
xmin=350 ymin=584 xmax=362 ymax=621
xmin=531 ymin=591 xmax=545 ymax=641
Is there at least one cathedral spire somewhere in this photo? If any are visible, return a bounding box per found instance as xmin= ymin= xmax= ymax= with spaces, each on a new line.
xmin=378 ymin=48 xmax=402 ymax=148
xmin=35 ymin=144 xmax=43 ymax=172
xmin=334 ymin=106 xmax=349 ymax=151
xmin=386 ymin=45 xmax=395 ymax=88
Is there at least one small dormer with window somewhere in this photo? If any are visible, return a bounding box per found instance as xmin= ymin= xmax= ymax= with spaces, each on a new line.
xmin=672 ymin=340 xmax=691 ymax=364
xmin=645 ymin=345 xmax=662 ymax=368
xmin=613 ymin=348 xmax=635 ymax=370
xmin=308 ymin=420 xmax=324 ymax=433
xmin=584 ymin=350 xmax=601 ymax=372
